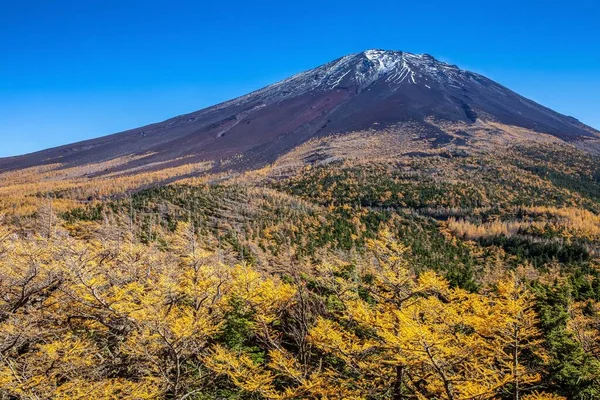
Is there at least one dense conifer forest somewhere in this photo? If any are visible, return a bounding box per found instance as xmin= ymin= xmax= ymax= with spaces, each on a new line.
xmin=2 ymin=132 xmax=600 ymax=399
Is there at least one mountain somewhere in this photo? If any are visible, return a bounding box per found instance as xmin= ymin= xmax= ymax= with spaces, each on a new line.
xmin=4 ymin=50 xmax=600 ymax=399
xmin=1 ymin=49 xmax=598 ymax=174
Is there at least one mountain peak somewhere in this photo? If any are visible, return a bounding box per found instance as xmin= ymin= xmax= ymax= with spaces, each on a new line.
xmin=1 ymin=49 xmax=598 ymax=174
xmin=215 ymin=49 xmax=467 ymax=109
xmin=362 ymin=48 xmax=403 ymax=59
xmin=298 ymin=49 xmax=465 ymax=93
xmin=359 ymin=49 xmax=412 ymax=85
xmin=359 ymin=49 xmax=445 ymax=65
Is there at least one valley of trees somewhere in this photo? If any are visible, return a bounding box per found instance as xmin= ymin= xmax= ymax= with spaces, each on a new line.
xmin=1 ymin=139 xmax=600 ymax=399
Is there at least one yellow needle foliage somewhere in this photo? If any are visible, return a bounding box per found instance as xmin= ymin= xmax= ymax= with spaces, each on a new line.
xmin=0 ymin=222 xmax=568 ymax=399
xmin=303 ymin=231 xmax=548 ymax=400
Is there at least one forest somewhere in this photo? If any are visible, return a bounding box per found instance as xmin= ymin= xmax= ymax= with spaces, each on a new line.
xmin=1 ymin=136 xmax=600 ymax=399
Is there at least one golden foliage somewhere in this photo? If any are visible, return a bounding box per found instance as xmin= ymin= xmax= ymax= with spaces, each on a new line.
xmin=0 ymin=222 xmax=556 ymax=399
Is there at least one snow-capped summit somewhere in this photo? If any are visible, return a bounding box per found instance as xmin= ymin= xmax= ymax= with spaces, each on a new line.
xmin=1 ymin=49 xmax=598 ymax=173
xmin=211 ymin=49 xmax=499 ymax=115
xmin=221 ymin=49 xmax=468 ymax=105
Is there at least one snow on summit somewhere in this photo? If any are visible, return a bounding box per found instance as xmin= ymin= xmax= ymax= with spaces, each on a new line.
xmin=221 ymin=49 xmax=475 ymax=108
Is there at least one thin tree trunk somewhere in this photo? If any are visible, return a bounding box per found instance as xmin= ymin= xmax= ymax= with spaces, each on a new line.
xmin=393 ymin=364 xmax=405 ymax=400
xmin=513 ymin=327 xmax=520 ymax=400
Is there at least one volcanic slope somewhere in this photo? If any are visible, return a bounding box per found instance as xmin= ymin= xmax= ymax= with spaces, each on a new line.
xmin=1 ymin=49 xmax=598 ymax=175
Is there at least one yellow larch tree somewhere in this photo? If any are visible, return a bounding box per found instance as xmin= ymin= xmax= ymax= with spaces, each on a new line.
xmin=306 ymin=230 xmax=548 ymax=400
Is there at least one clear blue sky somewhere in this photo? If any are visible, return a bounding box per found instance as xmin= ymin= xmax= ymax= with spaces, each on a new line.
xmin=1 ymin=0 xmax=599 ymax=157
